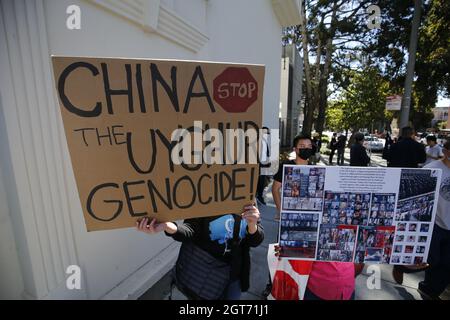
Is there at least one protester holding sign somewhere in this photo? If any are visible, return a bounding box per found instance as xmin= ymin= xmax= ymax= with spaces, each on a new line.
xmin=136 ymin=204 xmax=264 ymax=300
xmin=387 ymin=127 xmax=428 ymax=284
xmin=420 ymin=140 xmax=450 ymax=299
xmin=271 ymin=134 xmax=356 ymax=300
xmin=52 ymin=57 xmax=265 ymax=231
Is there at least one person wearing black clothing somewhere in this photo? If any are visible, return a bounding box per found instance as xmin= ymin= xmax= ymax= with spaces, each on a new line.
xmin=382 ymin=131 xmax=394 ymax=165
xmin=136 ymin=205 xmax=264 ymax=300
xmin=336 ymin=135 xmax=347 ymax=166
xmin=350 ymin=133 xmax=370 ymax=166
xmin=256 ymin=173 xmax=269 ymax=205
xmin=386 ymin=127 xmax=426 ymax=168
xmin=328 ymin=133 xmax=338 ymax=165
xmin=311 ymin=134 xmax=322 ymax=164
xmin=272 ymin=133 xmax=314 ymax=220
xmin=262 ymin=133 xmax=313 ymax=298
xmin=256 ymin=127 xmax=271 ymax=204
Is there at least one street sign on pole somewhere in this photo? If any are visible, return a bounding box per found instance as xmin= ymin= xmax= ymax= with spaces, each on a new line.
xmin=385 ymin=95 xmax=402 ymax=111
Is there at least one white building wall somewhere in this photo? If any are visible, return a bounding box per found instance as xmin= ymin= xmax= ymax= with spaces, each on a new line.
xmin=206 ymin=0 xmax=282 ymax=128
xmin=0 ymin=0 xmax=297 ymax=299
xmin=0 ymin=148 xmax=25 ymax=299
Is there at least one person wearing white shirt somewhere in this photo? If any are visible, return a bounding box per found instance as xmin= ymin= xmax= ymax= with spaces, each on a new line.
xmin=424 ymin=135 xmax=444 ymax=166
xmin=420 ymin=140 xmax=450 ymax=299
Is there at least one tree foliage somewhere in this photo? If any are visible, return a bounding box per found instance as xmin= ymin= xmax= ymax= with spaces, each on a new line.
xmin=326 ymin=66 xmax=394 ymax=131
xmin=284 ymin=0 xmax=450 ymax=133
xmin=367 ymin=0 xmax=450 ymax=129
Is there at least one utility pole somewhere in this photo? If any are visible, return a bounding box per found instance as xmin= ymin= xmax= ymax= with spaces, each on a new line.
xmin=399 ymin=0 xmax=422 ymax=129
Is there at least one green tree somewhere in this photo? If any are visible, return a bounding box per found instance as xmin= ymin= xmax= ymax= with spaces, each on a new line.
xmin=368 ymin=0 xmax=450 ymax=129
xmin=284 ymin=0 xmax=373 ymax=135
xmin=326 ymin=67 xmax=394 ymax=133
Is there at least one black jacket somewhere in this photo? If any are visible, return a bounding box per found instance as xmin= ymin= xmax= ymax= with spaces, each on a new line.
xmin=336 ymin=136 xmax=347 ymax=150
xmin=166 ymin=214 xmax=264 ymax=292
xmin=350 ymin=143 xmax=370 ymax=166
xmin=386 ymin=138 xmax=426 ymax=168
xmin=330 ymin=137 xmax=338 ymax=150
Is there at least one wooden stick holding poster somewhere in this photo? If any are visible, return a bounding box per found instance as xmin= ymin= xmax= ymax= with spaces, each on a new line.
xmin=278 ymin=165 xmax=442 ymax=265
xmin=51 ymin=56 xmax=264 ymax=231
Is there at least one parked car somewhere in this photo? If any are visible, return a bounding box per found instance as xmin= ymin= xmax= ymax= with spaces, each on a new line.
xmin=364 ymin=136 xmax=384 ymax=152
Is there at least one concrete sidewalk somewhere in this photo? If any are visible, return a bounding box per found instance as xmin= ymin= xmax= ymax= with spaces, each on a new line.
xmin=139 ymin=152 xmax=450 ymax=300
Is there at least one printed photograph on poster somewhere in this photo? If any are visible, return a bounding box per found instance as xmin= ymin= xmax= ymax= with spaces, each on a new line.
xmin=396 ymin=193 xmax=435 ymax=222
xmin=391 ymin=221 xmax=434 ymax=265
xmin=414 ymin=256 xmax=424 ymax=264
xmin=282 ymin=167 xmax=325 ymax=211
xmin=279 ymin=212 xmax=319 ymax=259
xmin=354 ymin=226 xmax=395 ymax=263
xmin=279 ymin=165 xmax=442 ymax=264
xmin=396 ymin=169 xmax=439 ymax=222
xmin=420 ymin=223 xmax=430 ymax=232
xmin=322 ymin=191 xmax=370 ymax=225
xmin=317 ymin=224 xmax=357 ymax=262
xmin=403 ymin=256 xmax=412 ymax=264
xmin=398 ymin=169 xmax=439 ymax=200
xmin=369 ymin=193 xmax=396 ymax=226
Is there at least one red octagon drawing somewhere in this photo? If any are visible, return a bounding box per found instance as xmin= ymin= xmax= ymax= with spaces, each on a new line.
xmin=213 ymin=67 xmax=258 ymax=113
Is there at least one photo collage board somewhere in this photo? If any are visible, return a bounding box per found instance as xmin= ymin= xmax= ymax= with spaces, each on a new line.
xmin=279 ymin=166 xmax=442 ymax=265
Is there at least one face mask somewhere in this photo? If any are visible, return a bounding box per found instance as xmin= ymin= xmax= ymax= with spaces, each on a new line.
xmin=298 ymin=148 xmax=313 ymax=160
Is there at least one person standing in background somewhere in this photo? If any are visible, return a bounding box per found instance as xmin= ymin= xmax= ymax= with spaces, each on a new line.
xmin=256 ymin=127 xmax=271 ymax=205
xmin=424 ymin=135 xmax=444 ymax=166
xmin=336 ymin=134 xmax=347 ymax=166
xmin=329 ymin=133 xmax=338 ymax=165
xmin=350 ymin=133 xmax=370 ymax=167
xmin=382 ymin=131 xmax=394 ymax=165
xmin=386 ymin=127 xmax=426 ymax=168
xmin=311 ymin=133 xmax=322 ymax=165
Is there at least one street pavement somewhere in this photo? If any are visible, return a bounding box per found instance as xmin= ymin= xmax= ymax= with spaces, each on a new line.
xmin=139 ymin=148 xmax=450 ymax=300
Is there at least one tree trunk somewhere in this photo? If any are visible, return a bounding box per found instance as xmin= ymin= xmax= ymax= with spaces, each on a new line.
xmin=300 ymin=4 xmax=314 ymax=135
xmin=314 ymin=1 xmax=338 ymax=135
xmin=315 ymin=78 xmax=328 ymax=134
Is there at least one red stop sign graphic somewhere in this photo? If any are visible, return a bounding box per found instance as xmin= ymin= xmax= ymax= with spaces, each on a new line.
xmin=213 ymin=67 xmax=258 ymax=113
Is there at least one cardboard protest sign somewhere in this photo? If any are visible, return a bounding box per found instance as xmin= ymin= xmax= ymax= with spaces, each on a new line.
xmin=278 ymin=166 xmax=442 ymax=265
xmin=52 ymin=56 xmax=264 ymax=231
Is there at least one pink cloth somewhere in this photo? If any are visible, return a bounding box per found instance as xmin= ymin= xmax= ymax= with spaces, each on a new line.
xmin=307 ymin=261 xmax=355 ymax=300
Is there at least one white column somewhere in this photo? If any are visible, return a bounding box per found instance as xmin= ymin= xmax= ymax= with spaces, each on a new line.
xmin=0 ymin=0 xmax=83 ymax=299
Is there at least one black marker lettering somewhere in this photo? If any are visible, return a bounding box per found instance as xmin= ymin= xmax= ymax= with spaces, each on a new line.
xmin=183 ymin=66 xmax=215 ymax=113
xmin=147 ymin=178 xmax=173 ymax=213
xmin=123 ymin=180 xmax=147 ymax=217
xmin=58 ymin=61 xmax=102 ymax=117
xmin=101 ymin=63 xmax=133 ymax=115
xmin=74 ymin=128 xmax=95 ymax=146
xmin=150 ymin=64 xmax=179 ymax=112
xmin=86 ymin=183 xmax=123 ymax=222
